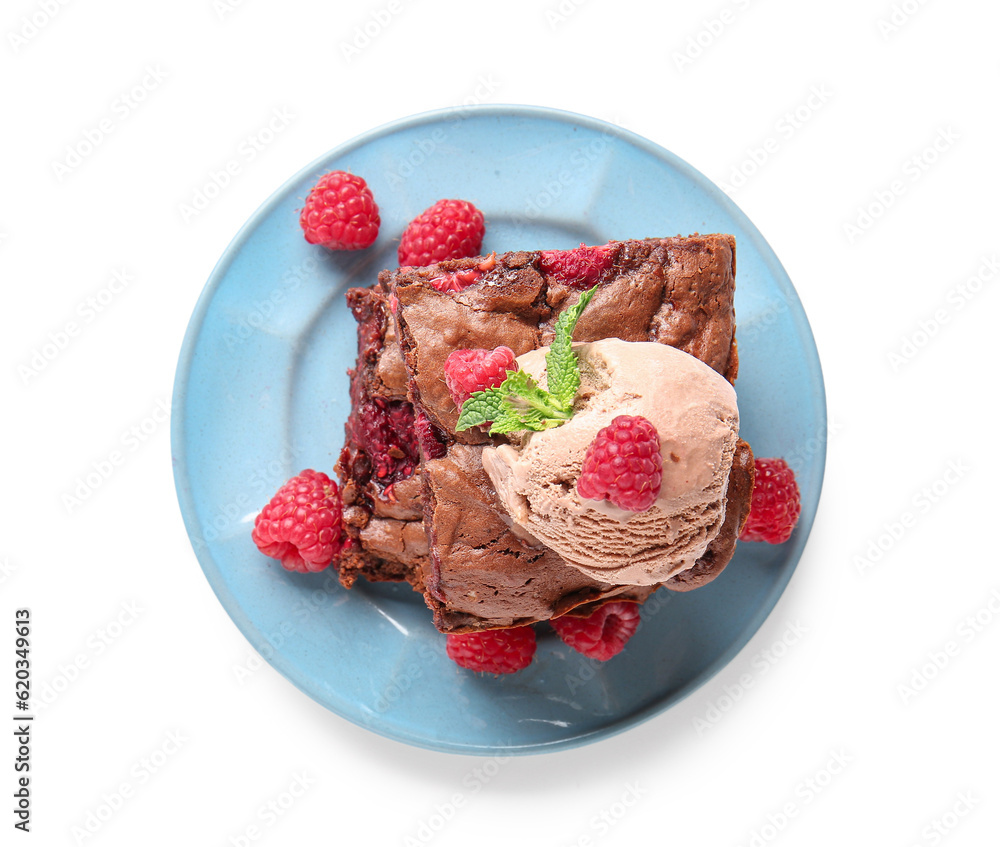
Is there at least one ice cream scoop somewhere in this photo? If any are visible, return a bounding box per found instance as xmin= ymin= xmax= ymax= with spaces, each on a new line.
xmin=481 ymin=339 xmax=740 ymax=585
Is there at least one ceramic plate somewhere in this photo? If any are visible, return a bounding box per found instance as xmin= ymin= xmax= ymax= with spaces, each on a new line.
xmin=171 ymin=105 xmax=825 ymax=755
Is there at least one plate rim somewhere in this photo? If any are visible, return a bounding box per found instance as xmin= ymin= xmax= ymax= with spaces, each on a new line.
xmin=170 ymin=103 xmax=827 ymax=756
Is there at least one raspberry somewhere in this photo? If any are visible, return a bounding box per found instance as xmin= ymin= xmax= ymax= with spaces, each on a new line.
xmin=414 ymin=409 xmax=447 ymax=460
xmin=354 ymin=397 xmax=420 ymax=485
xmin=740 ymin=457 xmax=801 ymax=544
xmin=443 ymin=346 xmax=517 ymax=409
xmin=299 ymin=171 xmax=380 ymax=250
xmin=398 ymin=199 xmax=485 ymax=267
xmin=577 ymin=415 xmax=663 ymax=512
xmin=538 ymin=243 xmax=613 ymax=288
xmin=427 ymin=268 xmax=482 ymax=293
xmin=551 ymin=601 xmax=641 ymax=661
xmin=445 ymin=626 xmax=536 ymax=674
xmin=252 ymin=469 xmax=343 ymax=573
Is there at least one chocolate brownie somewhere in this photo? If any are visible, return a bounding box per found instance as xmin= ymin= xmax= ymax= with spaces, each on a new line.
xmin=336 ymin=287 xmax=430 ymax=588
xmin=335 ymin=235 xmax=752 ymax=631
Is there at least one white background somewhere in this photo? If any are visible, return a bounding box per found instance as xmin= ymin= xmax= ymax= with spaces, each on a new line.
xmin=3 ymin=0 xmax=998 ymax=844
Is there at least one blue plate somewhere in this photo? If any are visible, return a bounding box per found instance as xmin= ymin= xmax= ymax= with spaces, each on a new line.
xmin=171 ymin=105 xmax=825 ymax=755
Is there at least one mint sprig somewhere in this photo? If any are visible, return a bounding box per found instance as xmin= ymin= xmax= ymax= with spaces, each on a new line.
xmin=455 ymin=284 xmax=598 ymax=435
xmin=455 ymin=387 xmax=505 ymax=430
xmin=545 ymin=284 xmax=597 ymax=408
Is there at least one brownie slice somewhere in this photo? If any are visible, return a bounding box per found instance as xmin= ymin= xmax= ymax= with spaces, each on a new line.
xmin=336 ymin=236 xmax=752 ymax=631
xmin=336 ymin=287 xmax=433 ymax=588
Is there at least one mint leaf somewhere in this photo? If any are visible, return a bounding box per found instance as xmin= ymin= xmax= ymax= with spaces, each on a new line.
xmin=454 ymin=285 xmax=599 ymax=436
xmin=546 ymin=284 xmax=599 ymax=408
xmin=499 ymin=370 xmax=572 ymax=422
xmin=488 ymin=402 xmax=560 ymax=435
xmin=455 ymin=387 xmax=505 ymax=431
xmin=518 ymin=412 xmax=570 ymax=432
xmin=487 ymin=401 xmax=532 ymax=435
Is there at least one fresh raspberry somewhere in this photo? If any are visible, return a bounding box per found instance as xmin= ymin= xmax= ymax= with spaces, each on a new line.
xmin=398 ymin=199 xmax=485 ymax=267
xmin=551 ymin=601 xmax=641 ymax=661
xmin=428 ymin=268 xmax=482 ymax=293
xmin=444 ymin=346 xmax=517 ymax=409
xmin=577 ymin=415 xmax=663 ymax=512
xmin=446 ymin=627 xmax=537 ymax=674
xmin=740 ymin=457 xmax=801 ymax=544
xmin=299 ymin=171 xmax=380 ymax=250
xmin=252 ymin=470 xmax=343 ymax=573
xmin=538 ymin=243 xmax=613 ymax=288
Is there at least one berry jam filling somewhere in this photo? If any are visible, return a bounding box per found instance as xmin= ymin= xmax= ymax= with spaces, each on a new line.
xmin=414 ymin=410 xmax=447 ymax=460
xmin=428 ymin=268 xmax=482 ymax=293
xmin=537 ymin=243 xmax=613 ymax=289
xmin=350 ymin=396 xmax=421 ymax=487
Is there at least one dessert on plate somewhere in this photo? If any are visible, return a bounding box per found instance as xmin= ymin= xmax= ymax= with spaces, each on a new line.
xmin=252 ymin=175 xmax=802 ymax=673
xmin=334 ymin=236 xmax=754 ymax=633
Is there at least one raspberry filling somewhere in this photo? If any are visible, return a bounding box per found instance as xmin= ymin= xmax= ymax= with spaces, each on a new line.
xmin=414 ymin=410 xmax=447 ymax=460
xmin=349 ymin=396 xmax=421 ymax=486
xmin=538 ymin=243 xmax=613 ymax=288
xmin=428 ymin=268 xmax=482 ymax=293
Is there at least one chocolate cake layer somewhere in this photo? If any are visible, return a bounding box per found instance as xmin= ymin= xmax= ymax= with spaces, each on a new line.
xmin=335 ymin=235 xmax=750 ymax=631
